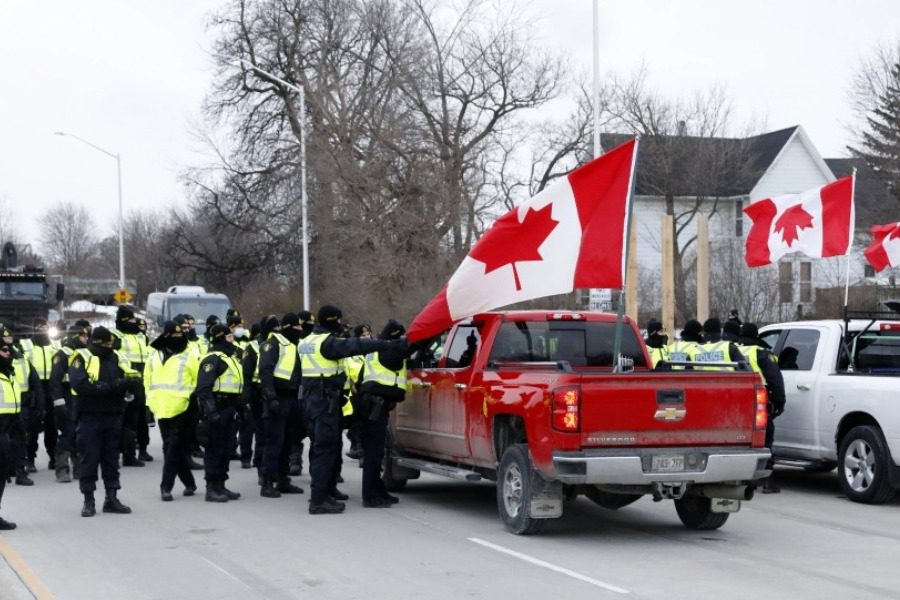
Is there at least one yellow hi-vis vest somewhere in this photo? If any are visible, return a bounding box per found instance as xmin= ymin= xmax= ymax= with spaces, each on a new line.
xmin=211 ymin=351 xmax=244 ymax=395
xmin=648 ymin=346 xmax=669 ymax=368
xmin=70 ymin=351 xmax=138 ymax=397
xmin=298 ymin=333 xmax=340 ymax=377
xmin=691 ymin=341 xmax=734 ymax=371
xmin=0 ymin=371 xmax=21 ymax=414
xmin=25 ymin=342 xmax=54 ymax=380
xmin=113 ymin=330 xmax=149 ymax=371
xmin=738 ymin=344 xmax=764 ymax=376
xmin=144 ymin=350 xmax=199 ymax=419
xmin=343 ymin=355 xmax=364 ymax=389
xmin=269 ymin=333 xmax=297 ymax=381
xmin=13 ymin=353 xmax=30 ymax=393
xmin=249 ymin=340 xmax=261 ymax=383
xmin=666 ymin=340 xmax=698 ymax=370
xmin=362 ymin=352 xmax=407 ymax=390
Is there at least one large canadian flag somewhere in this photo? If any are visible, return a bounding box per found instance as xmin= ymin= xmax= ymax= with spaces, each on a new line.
xmin=864 ymin=222 xmax=900 ymax=272
xmin=744 ymin=176 xmax=855 ymax=267
xmin=407 ymin=138 xmax=638 ymax=342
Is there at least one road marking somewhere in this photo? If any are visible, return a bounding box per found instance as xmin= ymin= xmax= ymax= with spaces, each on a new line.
xmin=0 ymin=534 xmax=54 ymax=599
xmin=468 ymin=537 xmax=629 ymax=595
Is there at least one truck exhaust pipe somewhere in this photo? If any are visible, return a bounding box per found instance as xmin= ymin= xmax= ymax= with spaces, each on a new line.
xmin=694 ymin=484 xmax=754 ymax=501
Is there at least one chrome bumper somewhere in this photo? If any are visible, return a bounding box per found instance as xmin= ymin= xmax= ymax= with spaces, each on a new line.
xmin=552 ymin=447 xmax=771 ymax=485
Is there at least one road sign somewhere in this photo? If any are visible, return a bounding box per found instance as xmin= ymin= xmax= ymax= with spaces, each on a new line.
xmin=113 ymin=289 xmax=133 ymax=305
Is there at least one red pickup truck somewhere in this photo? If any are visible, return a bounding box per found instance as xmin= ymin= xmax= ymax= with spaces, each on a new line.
xmin=386 ymin=310 xmax=771 ymax=534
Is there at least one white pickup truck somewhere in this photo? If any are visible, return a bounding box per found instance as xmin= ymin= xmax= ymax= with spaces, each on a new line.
xmin=759 ymin=315 xmax=900 ymax=504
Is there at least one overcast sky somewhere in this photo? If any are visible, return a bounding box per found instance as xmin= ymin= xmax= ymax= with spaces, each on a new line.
xmin=2 ymin=0 xmax=900 ymax=258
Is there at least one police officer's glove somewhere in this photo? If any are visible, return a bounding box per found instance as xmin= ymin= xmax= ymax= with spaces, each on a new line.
xmin=112 ymin=378 xmax=130 ymax=395
xmin=203 ymin=399 xmax=222 ymax=424
xmin=773 ymin=406 xmax=784 ymax=418
xmin=196 ymin=419 xmax=210 ymax=448
xmin=267 ymin=397 xmax=280 ymax=414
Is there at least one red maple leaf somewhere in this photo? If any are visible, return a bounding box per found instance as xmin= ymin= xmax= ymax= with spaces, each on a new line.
xmin=469 ymin=203 xmax=559 ymax=291
xmin=889 ymin=224 xmax=900 ymax=240
xmin=774 ymin=203 xmax=814 ymax=247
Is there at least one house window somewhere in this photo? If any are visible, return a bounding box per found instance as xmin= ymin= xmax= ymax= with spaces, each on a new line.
xmin=779 ymin=262 xmax=793 ymax=304
xmin=734 ymin=199 xmax=744 ymax=237
xmin=865 ymin=264 xmax=875 ymax=278
xmin=799 ymin=261 xmax=812 ymax=303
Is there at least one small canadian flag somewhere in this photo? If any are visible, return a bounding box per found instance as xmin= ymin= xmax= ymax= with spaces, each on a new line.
xmin=744 ymin=176 xmax=855 ymax=267
xmin=864 ymin=222 xmax=900 ymax=272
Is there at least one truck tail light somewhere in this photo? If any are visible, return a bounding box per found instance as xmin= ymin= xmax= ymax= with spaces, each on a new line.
xmin=552 ymin=386 xmax=580 ymax=432
xmin=754 ymin=385 xmax=768 ymax=430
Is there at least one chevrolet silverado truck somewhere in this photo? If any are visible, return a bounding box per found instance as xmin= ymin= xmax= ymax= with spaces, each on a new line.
xmin=385 ymin=310 xmax=771 ymax=534
xmin=760 ymin=312 xmax=900 ymax=504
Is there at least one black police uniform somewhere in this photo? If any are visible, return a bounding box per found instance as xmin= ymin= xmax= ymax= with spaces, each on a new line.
xmin=24 ymin=334 xmax=56 ymax=471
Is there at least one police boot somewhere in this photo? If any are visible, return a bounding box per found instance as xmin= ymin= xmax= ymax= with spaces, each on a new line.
xmin=0 ymin=516 xmax=16 ymax=530
xmin=81 ymin=492 xmax=96 ymax=518
xmin=55 ymin=450 xmax=72 ymax=483
xmin=25 ymin=459 xmax=37 ymax=474
xmin=276 ymin=476 xmax=304 ymax=494
xmin=138 ymin=447 xmax=154 ymax=462
xmin=260 ymin=478 xmax=281 ymax=498
xmin=309 ymin=497 xmax=345 ymax=515
xmin=15 ymin=468 xmax=34 ymax=486
xmin=205 ymin=482 xmax=229 ymax=503
xmin=102 ymin=490 xmax=132 ymax=514
xmin=122 ymin=454 xmax=145 ymax=467
xmin=220 ymin=482 xmax=241 ymax=500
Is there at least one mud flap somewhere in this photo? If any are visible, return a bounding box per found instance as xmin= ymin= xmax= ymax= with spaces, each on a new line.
xmin=710 ymin=498 xmax=741 ymax=513
xmin=528 ymin=477 xmax=564 ymax=519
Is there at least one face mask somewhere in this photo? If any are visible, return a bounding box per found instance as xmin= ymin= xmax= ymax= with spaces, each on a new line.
xmin=165 ymin=336 xmax=188 ymax=353
xmin=0 ymin=356 xmax=10 ymax=372
xmin=234 ymin=327 xmax=247 ymax=339
xmin=301 ymin=322 xmax=314 ymax=336
xmin=282 ymin=328 xmax=302 ymax=344
xmin=91 ymin=343 xmax=113 ymax=358
xmin=33 ymin=333 xmax=51 ymax=345
xmin=648 ymin=333 xmax=668 ymax=348
xmin=119 ymin=321 xmax=139 ymax=334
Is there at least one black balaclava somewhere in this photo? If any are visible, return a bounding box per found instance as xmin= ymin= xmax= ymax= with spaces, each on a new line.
xmin=281 ymin=313 xmax=302 ymax=344
xmin=0 ymin=344 xmax=12 ymax=373
xmin=702 ymin=318 xmax=722 ymax=343
xmin=299 ymin=310 xmax=315 ymax=337
xmin=645 ymin=319 xmax=667 ymax=349
xmin=116 ymin=305 xmax=139 ymax=334
xmin=32 ymin=319 xmax=51 ymax=346
xmin=205 ymin=315 xmax=220 ymax=340
xmin=208 ymin=324 xmax=235 ymax=356
xmin=680 ymin=319 xmax=704 ymax=344
xmin=317 ymin=305 xmax=343 ymax=334
xmin=67 ymin=325 xmax=89 ymax=349
xmin=379 ymin=319 xmax=406 ymax=340
xmin=722 ymin=320 xmax=741 ymax=342
xmin=90 ymin=326 xmax=115 ymax=358
xmin=152 ymin=321 xmax=188 ymax=354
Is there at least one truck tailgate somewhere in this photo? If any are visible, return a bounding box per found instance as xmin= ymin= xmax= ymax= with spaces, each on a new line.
xmin=577 ymin=372 xmax=761 ymax=447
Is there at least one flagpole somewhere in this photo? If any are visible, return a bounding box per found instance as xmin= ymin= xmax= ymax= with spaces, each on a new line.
xmin=592 ymin=0 xmax=600 ymax=159
xmin=843 ymin=167 xmax=857 ymax=314
xmin=613 ymin=138 xmax=640 ymax=372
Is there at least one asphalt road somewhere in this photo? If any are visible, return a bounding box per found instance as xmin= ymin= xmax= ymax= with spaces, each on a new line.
xmin=0 ymin=436 xmax=899 ymax=600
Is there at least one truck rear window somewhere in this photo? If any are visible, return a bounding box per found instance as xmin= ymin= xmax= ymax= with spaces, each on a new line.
xmin=852 ymin=333 xmax=900 ymax=373
xmin=489 ymin=321 xmax=647 ymax=368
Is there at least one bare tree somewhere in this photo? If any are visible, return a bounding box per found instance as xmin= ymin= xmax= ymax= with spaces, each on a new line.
xmin=38 ymin=201 xmax=98 ymax=277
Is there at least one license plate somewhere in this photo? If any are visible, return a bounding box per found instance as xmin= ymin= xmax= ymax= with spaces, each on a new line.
xmin=650 ymin=455 xmax=685 ymax=472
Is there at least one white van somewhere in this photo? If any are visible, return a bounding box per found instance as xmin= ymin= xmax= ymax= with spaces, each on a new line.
xmin=145 ymin=286 xmax=232 ymax=336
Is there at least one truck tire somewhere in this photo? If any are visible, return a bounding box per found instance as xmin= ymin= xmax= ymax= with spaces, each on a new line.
xmin=382 ymin=433 xmax=408 ymax=493
xmin=838 ymin=425 xmax=895 ymax=504
xmin=674 ymin=495 xmax=729 ymax=530
xmin=497 ymin=444 xmax=545 ymax=535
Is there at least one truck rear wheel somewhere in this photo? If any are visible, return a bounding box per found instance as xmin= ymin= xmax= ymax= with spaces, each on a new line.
xmin=674 ymin=495 xmax=729 ymax=530
xmin=497 ymin=444 xmax=545 ymax=535
xmin=838 ymin=425 xmax=895 ymax=504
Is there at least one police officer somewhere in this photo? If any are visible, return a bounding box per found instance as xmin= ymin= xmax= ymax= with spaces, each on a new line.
xmin=145 ymin=321 xmax=200 ymax=502
xmin=0 ymin=341 xmax=21 ymax=529
xmin=4 ymin=325 xmax=41 ymax=485
xmin=344 ymin=324 xmax=371 ymax=460
xmin=241 ymin=321 xmax=267 ymax=473
xmin=111 ymin=305 xmax=151 ymax=467
xmin=739 ymin=322 xmax=785 ymax=494
xmin=288 ymin=310 xmax=315 ymax=478
xmin=22 ymin=319 xmax=57 ymax=474
xmin=667 ymin=319 xmax=703 ymax=368
xmin=300 ymin=305 xmax=406 ymax=514
xmin=356 ymin=320 xmax=408 ymax=508
xmin=226 ymin=314 xmax=252 ymax=466
xmin=643 ymin=319 xmax=669 ymax=368
xmin=173 ymin=314 xmax=204 ymax=469
xmin=692 ymin=318 xmax=744 ymax=369
xmin=49 ymin=324 xmax=90 ymax=483
xmin=196 ymin=324 xmax=245 ymax=502
xmin=257 ymin=314 xmax=305 ymax=498
xmin=69 ymin=326 xmax=138 ymax=517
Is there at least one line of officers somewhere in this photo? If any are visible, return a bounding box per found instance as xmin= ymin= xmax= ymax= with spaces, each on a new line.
xmin=642 ymin=313 xmax=786 ymax=494
xmin=0 ymin=302 xmax=410 ymax=528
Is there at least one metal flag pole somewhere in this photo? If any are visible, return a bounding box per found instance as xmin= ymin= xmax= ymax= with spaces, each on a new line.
xmin=613 ymin=138 xmax=640 ymax=372
xmin=843 ymin=168 xmax=857 ymax=313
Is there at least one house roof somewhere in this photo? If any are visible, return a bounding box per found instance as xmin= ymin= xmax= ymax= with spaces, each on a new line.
xmin=825 ymin=157 xmax=899 ymax=229
xmin=601 ymin=126 xmax=798 ymax=197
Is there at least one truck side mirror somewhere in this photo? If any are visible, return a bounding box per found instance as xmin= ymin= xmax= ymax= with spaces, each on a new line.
xmin=55 ymin=283 xmax=65 ymax=303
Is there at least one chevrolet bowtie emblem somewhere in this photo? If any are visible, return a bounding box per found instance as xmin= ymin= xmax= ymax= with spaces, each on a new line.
xmin=655 ymin=406 xmax=686 ymax=422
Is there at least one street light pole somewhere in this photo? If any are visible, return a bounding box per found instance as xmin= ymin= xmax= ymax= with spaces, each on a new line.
xmin=54 ymin=132 xmax=126 ymax=290
xmin=237 ymin=59 xmax=310 ymax=311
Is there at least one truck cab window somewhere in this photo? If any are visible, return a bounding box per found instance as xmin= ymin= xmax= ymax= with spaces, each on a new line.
xmin=779 ymin=329 xmax=819 ymax=371
xmin=444 ymin=326 xmax=481 ymax=369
